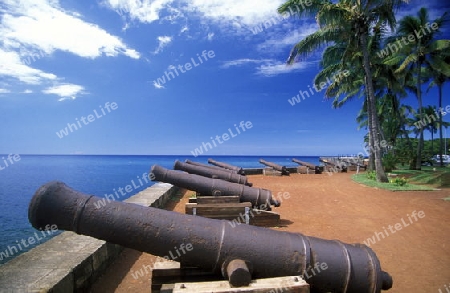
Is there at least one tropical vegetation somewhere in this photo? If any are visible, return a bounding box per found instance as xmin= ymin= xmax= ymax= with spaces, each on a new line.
xmin=278 ymin=1 xmax=450 ymax=181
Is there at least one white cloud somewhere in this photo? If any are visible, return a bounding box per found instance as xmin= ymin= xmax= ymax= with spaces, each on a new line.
xmin=103 ymin=0 xmax=288 ymax=34
xmin=207 ymin=32 xmax=214 ymax=41
xmin=0 ymin=0 xmax=140 ymax=99
xmin=0 ymin=0 xmax=140 ymax=59
xmin=256 ymin=61 xmax=312 ymax=76
xmin=102 ymin=0 xmax=175 ymax=23
xmin=257 ymin=25 xmax=318 ymax=53
xmin=23 ymin=89 xmax=33 ymax=94
xmin=0 ymin=89 xmax=11 ymax=94
xmin=221 ymin=58 xmax=273 ymax=68
xmin=221 ymin=58 xmax=313 ymax=76
xmin=184 ymin=0 xmax=285 ymax=26
xmin=153 ymin=36 xmax=173 ymax=54
xmin=42 ymin=84 xmax=85 ymax=101
xmin=0 ymin=48 xmax=57 ymax=84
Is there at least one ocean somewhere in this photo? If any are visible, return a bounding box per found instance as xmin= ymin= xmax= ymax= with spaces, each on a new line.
xmin=0 ymin=154 xmax=320 ymax=265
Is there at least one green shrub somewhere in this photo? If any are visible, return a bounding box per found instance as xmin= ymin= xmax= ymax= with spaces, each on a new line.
xmin=366 ymin=170 xmax=377 ymax=180
xmin=390 ymin=177 xmax=408 ymax=186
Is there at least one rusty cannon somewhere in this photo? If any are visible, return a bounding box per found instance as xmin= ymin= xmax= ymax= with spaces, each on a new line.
xmin=207 ymin=158 xmax=245 ymax=175
xmin=29 ymin=181 xmax=393 ymax=293
xmin=185 ymin=159 xmax=239 ymax=174
xmin=174 ymin=160 xmax=252 ymax=187
xmin=341 ymin=158 xmax=367 ymax=171
xmin=292 ymin=158 xmax=323 ymax=174
xmin=151 ymin=164 xmax=279 ymax=210
xmin=320 ymin=158 xmax=348 ymax=173
xmin=259 ymin=159 xmax=290 ymax=176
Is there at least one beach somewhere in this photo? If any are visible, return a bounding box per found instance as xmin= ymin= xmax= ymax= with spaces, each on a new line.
xmin=90 ymin=172 xmax=450 ymax=293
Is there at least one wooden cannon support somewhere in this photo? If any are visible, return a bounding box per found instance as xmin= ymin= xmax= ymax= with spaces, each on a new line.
xmin=152 ymin=261 xmax=309 ymax=292
xmin=185 ymin=195 xmax=280 ymax=227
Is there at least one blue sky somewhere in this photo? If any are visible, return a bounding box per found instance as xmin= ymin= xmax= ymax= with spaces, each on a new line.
xmin=0 ymin=0 xmax=449 ymax=156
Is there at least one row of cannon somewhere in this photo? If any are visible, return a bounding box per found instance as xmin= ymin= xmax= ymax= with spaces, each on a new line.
xmin=27 ymin=158 xmax=392 ymax=292
xmin=151 ymin=159 xmax=280 ymax=210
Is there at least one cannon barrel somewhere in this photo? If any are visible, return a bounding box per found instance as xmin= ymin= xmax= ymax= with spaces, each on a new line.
xmin=207 ymin=158 xmax=245 ymax=175
xmin=174 ymin=160 xmax=252 ymax=187
xmin=259 ymin=159 xmax=290 ymax=176
xmin=292 ymin=158 xmax=322 ymax=174
xmin=292 ymin=158 xmax=315 ymax=169
xmin=29 ymin=181 xmax=393 ymax=293
xmin=185 ymin=159 xmax=239 ymax=174
xmin=151 ymin=165 xmax=278 ymax=209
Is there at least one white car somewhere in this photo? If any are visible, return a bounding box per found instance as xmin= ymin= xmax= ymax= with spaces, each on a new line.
xmin=432 ymin=154 xmax=450 ymax=165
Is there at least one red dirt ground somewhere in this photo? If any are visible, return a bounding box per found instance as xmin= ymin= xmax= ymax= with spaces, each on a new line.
xmin=90 ymin=172 xmax=450 ymax=293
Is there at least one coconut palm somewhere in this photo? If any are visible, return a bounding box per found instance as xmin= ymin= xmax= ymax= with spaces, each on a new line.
xmin=384 ymin=8 xmax=450 ymax=169
xmin=278 ymin=0 xmax=408 ymax=182
xmin=427 ymin=55 xmax=450 ymax=166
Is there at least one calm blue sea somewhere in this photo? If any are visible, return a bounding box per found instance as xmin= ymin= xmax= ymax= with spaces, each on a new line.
xmin=0 ymin=154 xmax=319 ymax=265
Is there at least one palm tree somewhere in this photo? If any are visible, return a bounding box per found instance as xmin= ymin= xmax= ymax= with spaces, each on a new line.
xmin=384 ymin=8 xmax=450 ymax=169
xmin=278 ymin=0 xmax=407 ymax=182
xmin=427 ymin=55 xmax=450 ymax=166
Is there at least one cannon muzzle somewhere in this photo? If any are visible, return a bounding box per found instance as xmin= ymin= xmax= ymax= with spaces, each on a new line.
xmin=174 ymin=160 xmax=252 ymax=186
xmin=151 ymin=164 xmax=278 ymax=209
xmin=28 ymin=182 xmax=393 ymax=293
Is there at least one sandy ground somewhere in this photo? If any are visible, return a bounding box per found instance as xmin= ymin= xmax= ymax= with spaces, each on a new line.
xmin=90 ymin=172 xmax=450 ymax=293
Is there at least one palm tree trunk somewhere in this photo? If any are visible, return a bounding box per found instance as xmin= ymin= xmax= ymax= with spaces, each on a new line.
xmin=360 ymin=32 xmax=388 ymax=182
xmin=367 ymin=96 xmax=375 ymax=171
xmin=438 ymin=84 xmax=444 ymax=167
xmin=431 ymin=131 xmax=434 ymax=153
xmin=415 ymin=62 xmax=424 ymax=170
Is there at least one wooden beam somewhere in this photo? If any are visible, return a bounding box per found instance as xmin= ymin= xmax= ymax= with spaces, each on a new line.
xmin=171 ymin=276 xmax=309 ymax=293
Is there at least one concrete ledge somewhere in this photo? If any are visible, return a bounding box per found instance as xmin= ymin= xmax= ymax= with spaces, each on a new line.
xmin=0 ymin=183 xmax=182 ymax=293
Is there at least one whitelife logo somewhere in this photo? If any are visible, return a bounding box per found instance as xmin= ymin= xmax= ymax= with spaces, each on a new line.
xmin=130 ymin=243 xmax=193 ymax=280
xmin=190 ymin=121 xmax=253 ymax=157
xmin=363 ymin=210 xmax=425 ymax=247
xmin=153 ymin=50 xmax=215 ymax=88
xmin=56 ymin=102 xmax=118 ymax=138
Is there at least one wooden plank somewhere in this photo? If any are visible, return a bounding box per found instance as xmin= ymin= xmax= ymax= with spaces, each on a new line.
xmin=152 ymin=265 xmax=219 ymax=292
xmin=196 ymin=196 xmax=240 ymax=204
xmin=171 ymin=276 xmax=309 ymax=293
xmin=185 ymin=202 xmax=252 ymax=217
xmin=249 ymin=210 xmax=280 ymax=226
